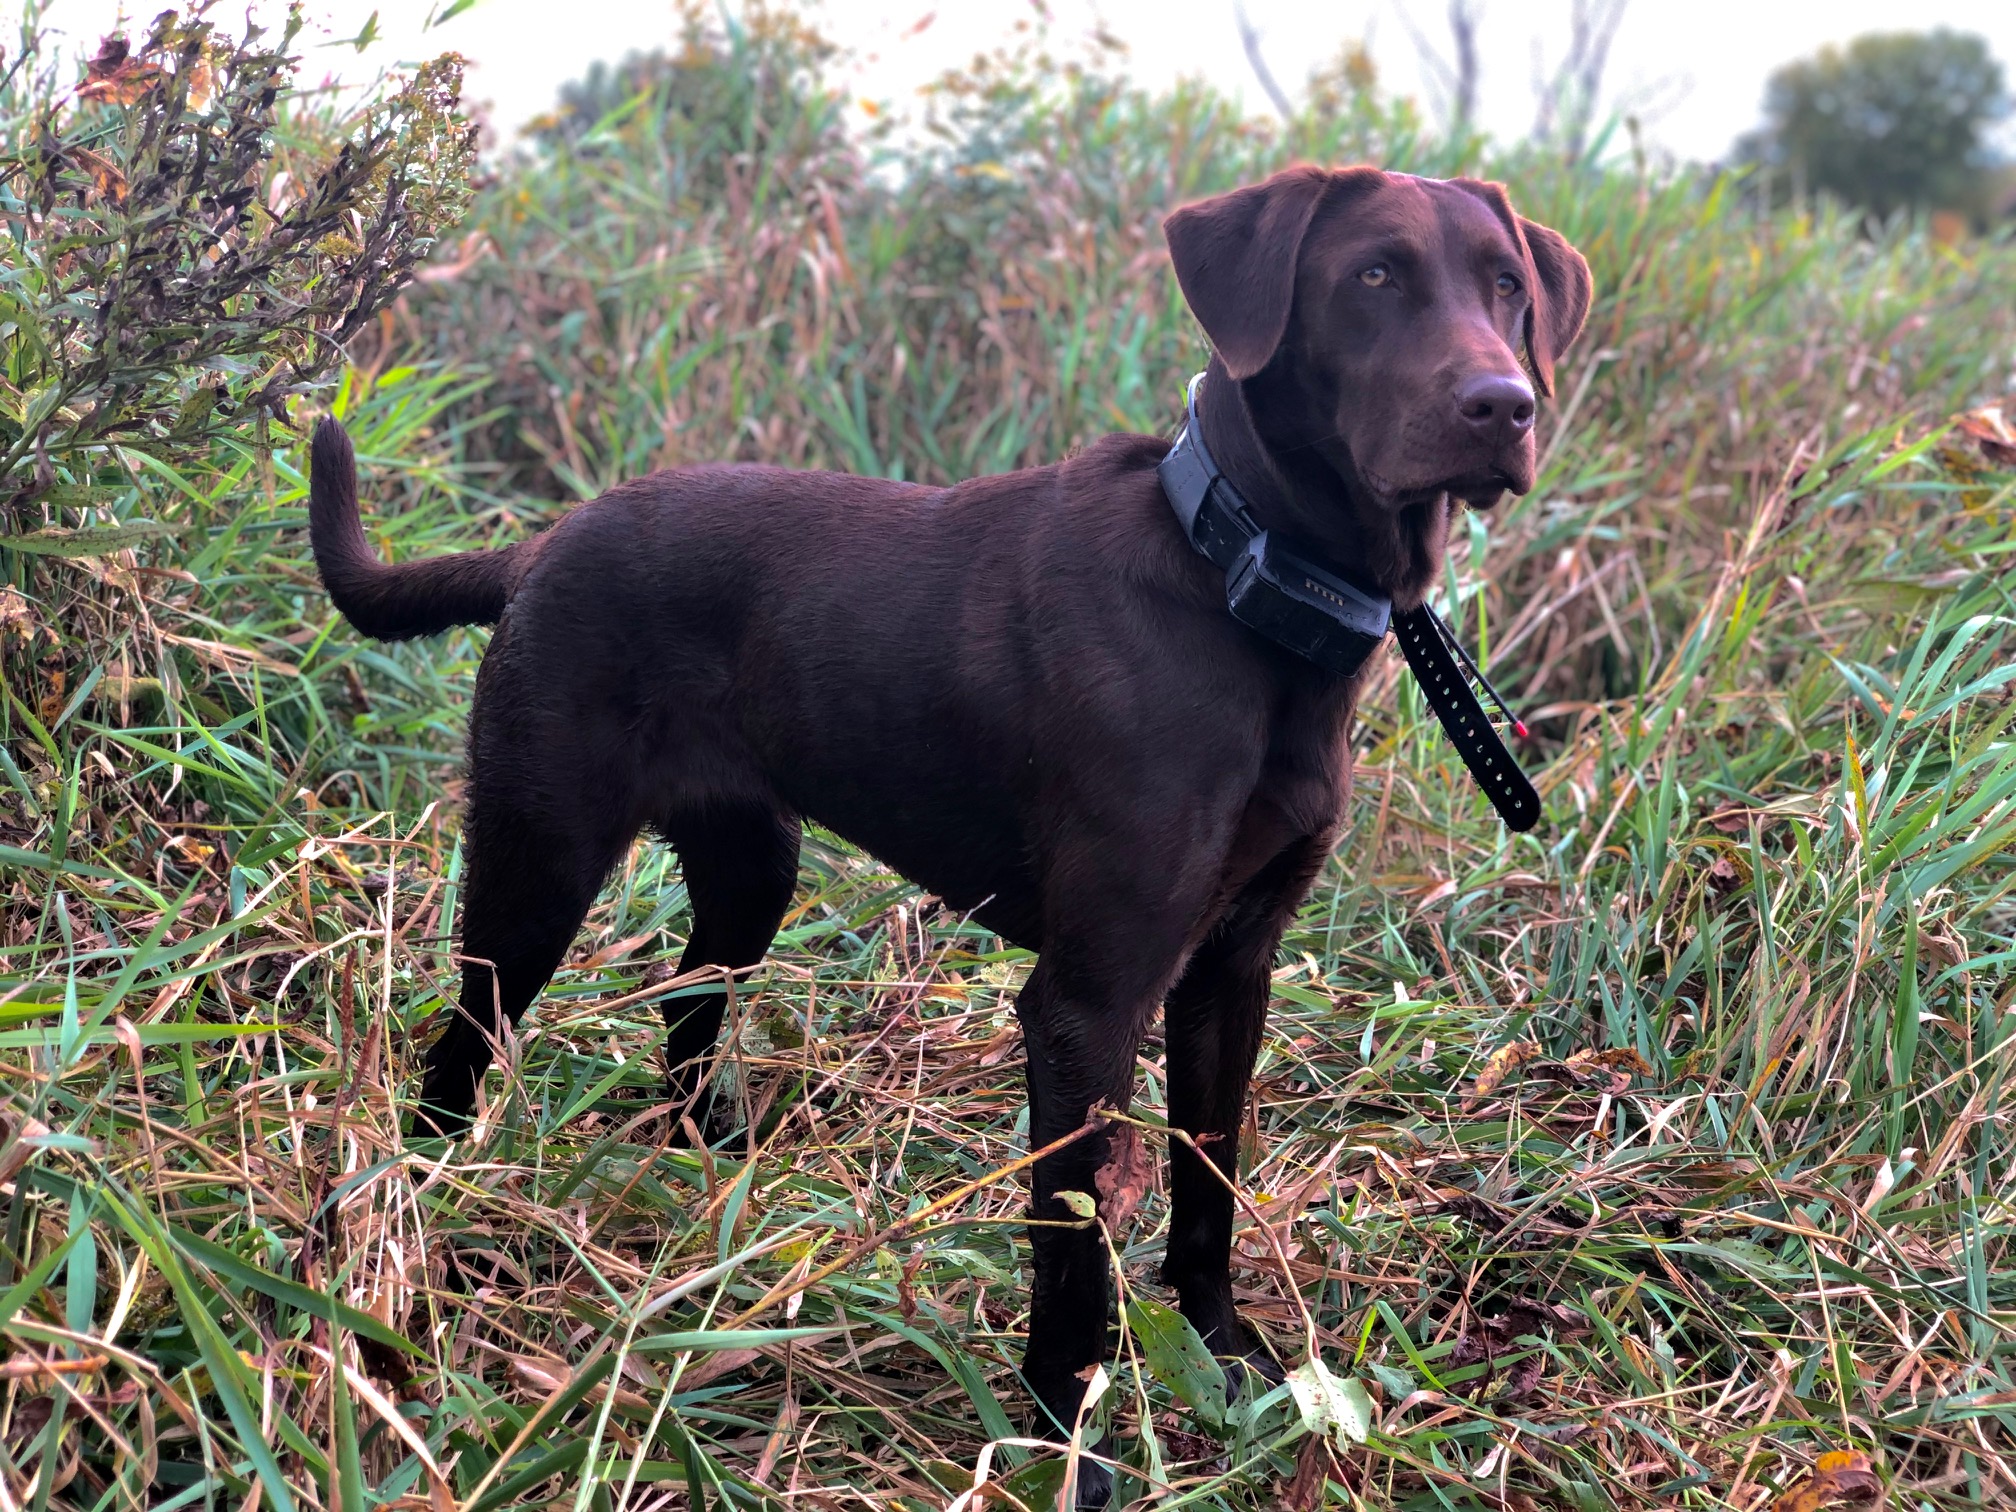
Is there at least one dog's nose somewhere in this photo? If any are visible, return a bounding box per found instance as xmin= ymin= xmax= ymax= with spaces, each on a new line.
xmin=1455 ymin=373 xmax=1535 ymax=441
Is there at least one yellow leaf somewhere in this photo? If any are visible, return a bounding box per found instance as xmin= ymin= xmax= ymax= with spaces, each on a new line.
xmin=1460 ymin=1040 xmax=1542 ymax=1110
xmin=1769 ymin=1449 xmax=1882 ymax=1511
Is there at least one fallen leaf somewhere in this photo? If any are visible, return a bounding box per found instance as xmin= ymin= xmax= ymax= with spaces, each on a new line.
xmin=1285 ymin=1357 xmax=1373 ymax=1446
xmin=897 ymin=1248 xmax=925 ymax=1325
xmin=1093 ymin=1119 xmax=1153 ymax=1233
xmin=1438 ymin=1193 xmax=1509 ymax=1233
xmin=1449 ymin=1299 xmax=1590 ymax=1402
xmin=1769 ymin=1449 xmax=1883 ymax=1511
xmin=1706 ymin=854 xmax=1746 ymax=896
xmin=508 ymin=1356 xmax=565 ymax=1393
xmin=1952 ymin=400 xmax=2016 ymax=469
xmin=165 ymin=835 xmax=216 ymax=867
xmin=1282 ymin=1435 xmax=1335 ymax=1511
xmin=1561 ymin=1045 xmax=1655 ymax=1093
xmin=1920 ymin=931 xmax=1967 ymax=970
xmin=0 ymin=1114 xmax=55 ymax=1185
xmin=1708 ymin=802 xmax=1753 ymax=834
xmin=1460 ymin=1039 xmax=1542 ymax=1111
xmin=676 ymin=1346 xmax=760 ymax=1389
xmin=975 ymin=1024 xmax=1018 ymax=1067
xmin=0 ymin=587 xmax=31 ymax=641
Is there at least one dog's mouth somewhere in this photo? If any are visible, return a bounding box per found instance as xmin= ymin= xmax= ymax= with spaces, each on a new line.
xmin=1446 ymin=470 xmax=1519 ymax=510
xmin=1364 ymin=466 xmax=1519 ymax=511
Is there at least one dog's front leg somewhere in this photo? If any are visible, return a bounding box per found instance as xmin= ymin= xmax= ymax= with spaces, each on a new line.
xmin=1161 ymin=836 xmax=1329 ymax=1388
xmin=1015 ymin=948 xmax=1171 ymax=1506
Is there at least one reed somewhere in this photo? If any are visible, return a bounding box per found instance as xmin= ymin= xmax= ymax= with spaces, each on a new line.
xmin=3 ymin=3 xmax=2014 ymax=1506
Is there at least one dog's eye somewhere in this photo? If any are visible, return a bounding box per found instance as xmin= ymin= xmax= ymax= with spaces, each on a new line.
xmin=1358 ymin=264 xmax=1390 ymax=288
xmin=1495 ymin=272 xmax=1522 ymax=297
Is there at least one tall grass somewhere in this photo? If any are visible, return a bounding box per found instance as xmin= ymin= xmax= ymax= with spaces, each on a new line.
xmin=4 ymin=3 xmax=2016 ymax=1508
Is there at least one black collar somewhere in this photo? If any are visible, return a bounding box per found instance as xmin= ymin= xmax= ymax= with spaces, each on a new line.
xmin=1157 ymin=373 xmax=1541 ymax=832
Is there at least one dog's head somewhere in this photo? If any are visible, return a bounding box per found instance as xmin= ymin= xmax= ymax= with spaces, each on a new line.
xmin=1165 ymin=166 xmax=1591 ymax=586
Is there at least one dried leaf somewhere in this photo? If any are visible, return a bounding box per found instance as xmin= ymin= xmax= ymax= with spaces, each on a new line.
xmin=1952 ymin=401 xmax=2016 ymax=468
xmin=1561 ymin=1045 xmax=1654 ymax=1093
xmin=897 ymin=1249 xmax=925 ymax=1325
xmin=1449 ymin=1299 xmax=1590 ymax=1402
xmin=1708 ymin=801 xmax=1753 ymax=834
xmin=1460 ymin=1039 xmax=1542 ymax=1110
xmin=674 ymin=1346 xmax=760 ymax=1389
xmin=1093 ymin=1119 xmax=1152 ymax=1233
xmin=0 ymin=1114 xmax=55 ymax=1185
xmin=1769 ymin=1449 xmax=1883 ymax=1511
xmin=185 ymin=56 xmax=214 ymax=112
xmin=77 ymin=34 xmax=165 ymax=105
xmin=508 ymin=1355 xmax=566 ymax=1393
xmin=1706 ymin=854 xmax=1746 ymax=896
xmin=0 ymin=587 xmax=32 ymax=641
xmin=1282 ymin=1435 xmax=1336 ymax=1511
xmin=1562 ymin=1046 xmax=1653 ymax=1076
xmin=1920 ymin=931 xmax=1967 ymax=970
xmin=975 ymin=1025 xmax=1017 ymax=1067
xmin=69 ymin=147 xmax=126 ymax=204
xmin=165 ymin=835 xmax=216 ymax=866
xmin=577 ymin=931 xmax=652 ymax=969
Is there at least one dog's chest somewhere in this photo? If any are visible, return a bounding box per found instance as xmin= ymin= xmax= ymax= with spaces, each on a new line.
xmin=1232 ymin=686 xmax=1357 ymax=861
xmin=1263 ymin=732 xmax=1352 ymax=833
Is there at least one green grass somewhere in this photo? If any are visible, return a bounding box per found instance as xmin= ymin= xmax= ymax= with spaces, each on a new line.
xmin=5 ymin=5 xmax=2016 ymax=1508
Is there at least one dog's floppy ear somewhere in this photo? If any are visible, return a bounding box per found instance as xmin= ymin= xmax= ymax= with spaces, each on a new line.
xmin=1516 ymin=218 xmax=1592 ymax=398
xmin=1163 ymin=165 xmax=1335 ymax=380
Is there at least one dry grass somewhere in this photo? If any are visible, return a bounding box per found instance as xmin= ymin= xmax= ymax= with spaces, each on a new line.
xmin=5 ymin=4 xmax=2016 ymax=1509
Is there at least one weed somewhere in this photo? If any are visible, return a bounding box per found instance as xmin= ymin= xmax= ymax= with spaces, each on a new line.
xmin=3 ymin=4 xmax=2015 ymax=1508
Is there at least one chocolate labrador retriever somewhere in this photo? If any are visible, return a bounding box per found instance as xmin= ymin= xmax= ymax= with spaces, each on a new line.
xmin=311 ymin=164 xmax=1589 ymax=1499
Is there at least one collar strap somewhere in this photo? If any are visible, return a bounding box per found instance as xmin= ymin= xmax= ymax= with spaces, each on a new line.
xmin=1160 ymin=373 xmax=1264 ymax=574
xmin=1157 ymin=372 xmax=1541 ymax=832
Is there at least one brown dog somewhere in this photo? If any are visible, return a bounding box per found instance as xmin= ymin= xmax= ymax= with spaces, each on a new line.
xmin=311 ymin=164 xmax=1588 ymax=1501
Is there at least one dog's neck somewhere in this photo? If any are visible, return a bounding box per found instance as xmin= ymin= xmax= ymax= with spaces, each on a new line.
xmin=1194 ymin=357 xmax=1450 ymax=613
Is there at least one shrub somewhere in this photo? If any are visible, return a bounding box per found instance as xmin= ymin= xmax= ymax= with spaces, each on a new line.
xmin=0 ymin=5 xmax=475 ymax=527
xmin=3 ymin=4 xmax=2015 ymax=1507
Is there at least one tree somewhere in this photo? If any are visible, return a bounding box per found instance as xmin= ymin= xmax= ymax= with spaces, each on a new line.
xmin=1400 ymin=1 xmax=1484 ymax=136
xmin=1531 ymin=0 xmax=1630 ymax=157
xmin=1740 ymin=30 xmax=2010 ymax=220
xmin=1233 ymin=2 xmax=1295 ymax=125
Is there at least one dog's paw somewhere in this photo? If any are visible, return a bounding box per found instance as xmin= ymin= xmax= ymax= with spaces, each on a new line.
xmin=1180 ymin=1300 xmax=1285 ymax=1401
xmin=1070 ymin=1457 xmax=1113 ymax=1509
xmin=663 ymin=1083 xmax=745 ymax=1148
xmin=1223 ymin=1344 xmax=1286 ymax=1401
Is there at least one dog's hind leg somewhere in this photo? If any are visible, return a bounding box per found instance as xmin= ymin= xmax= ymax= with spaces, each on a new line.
xmin=1161 ymin=836 xmax=1328 ymax=1383
xmin=658 ymin=805 xmax=800 ymax=1143
xmin=412 ymin=784 xmax=637 ymax=1140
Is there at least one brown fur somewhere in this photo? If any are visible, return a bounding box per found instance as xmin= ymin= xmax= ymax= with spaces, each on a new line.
xmin=310 ymin=165 xmax=1589 ymax=1504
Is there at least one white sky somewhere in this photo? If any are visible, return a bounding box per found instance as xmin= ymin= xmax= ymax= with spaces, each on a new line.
xmin=12 ymin=1 xmax=2016 ymax=164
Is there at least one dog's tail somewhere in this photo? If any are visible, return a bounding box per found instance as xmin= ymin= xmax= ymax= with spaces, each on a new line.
xmin=310 ymin=417 xmax=523 ymax=640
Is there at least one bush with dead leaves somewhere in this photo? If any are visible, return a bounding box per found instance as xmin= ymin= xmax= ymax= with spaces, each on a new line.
xmin=0 ymin=4 xmax=475 ymax=526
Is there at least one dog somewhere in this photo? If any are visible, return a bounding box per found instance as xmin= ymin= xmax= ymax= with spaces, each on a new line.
xmin=311 ymin=163 xmax=1589 ymax=1503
